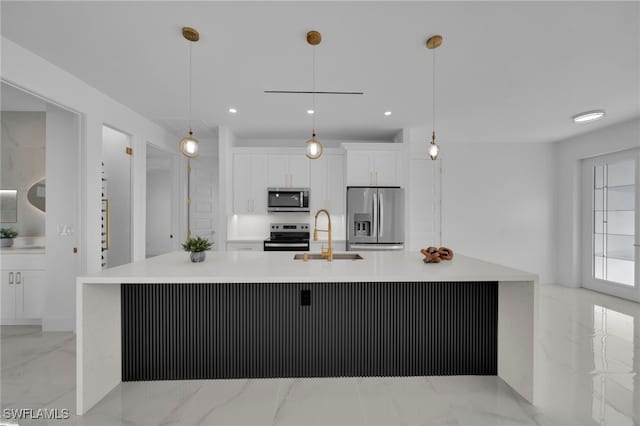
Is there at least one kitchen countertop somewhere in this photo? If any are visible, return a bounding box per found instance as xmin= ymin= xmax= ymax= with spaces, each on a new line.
xmin=0 ymin=246 xmax=46 ymax=255
xmin=78 ymin=250 xmax=537 ymax=284
xmin=77 ymin=250 xmax=538 ymax=415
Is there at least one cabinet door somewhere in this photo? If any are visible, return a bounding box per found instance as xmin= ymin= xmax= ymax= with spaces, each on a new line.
xmin=19 ymin=270 xmax=45 ymax=319
xmin=373 ymin=150 xmax=400 ymax=186
xmin=346 ymin=151 xmax=374 ymax=186
xmin=267 ymin=155 xmax=289 ymax=187
xmin=288 ymin=156 xmax=310 ymax=187
xmin=1 ymin=271 xmax=15 ymax=320
xmin=233 ymin=154 xmax=254 ymax=214
xmin=250 ymin=155 xmax=268 ymax=213
xmin=233 ymin=154 xmax=267 ymax=214
xmin=326 ymin=155 xmax=345 ymax=213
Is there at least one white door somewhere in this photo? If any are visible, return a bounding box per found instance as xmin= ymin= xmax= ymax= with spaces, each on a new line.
xmin=1 ymin=271 xmax=16 ymax=320
xmin=146 ymin=144 xmax=176 ymax=257
xmin=582 ymin=149 xmax=639 ymax=302
xmin=189 ymin=156 xmax=216 ymax=242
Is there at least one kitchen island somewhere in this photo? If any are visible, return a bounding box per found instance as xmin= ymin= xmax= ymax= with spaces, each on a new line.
xmin=76 ymin=251 xmax=537 ymax=415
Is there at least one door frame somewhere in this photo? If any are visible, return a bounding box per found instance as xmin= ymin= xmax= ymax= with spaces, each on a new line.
xmin=581 ymin=148 xmax=640 ymax=302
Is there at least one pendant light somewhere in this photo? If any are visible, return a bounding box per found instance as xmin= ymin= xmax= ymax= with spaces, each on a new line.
xmin=305 ymin=30 xmax=323 ymax=160
xmin=426 ymin=35 xmax=442 ymax=160
xmin=179 ymin=27 xmax=200 ymax=158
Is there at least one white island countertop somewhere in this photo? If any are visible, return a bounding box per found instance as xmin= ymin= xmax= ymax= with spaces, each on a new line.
xmin=78 ymin=251 xmax=537 ymax=284
xmin=76 ymin=250 xmax=539 ymax=415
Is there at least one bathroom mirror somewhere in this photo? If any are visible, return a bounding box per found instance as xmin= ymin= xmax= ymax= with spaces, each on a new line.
xmin=0 ymin=189 xmax=18 ymax=222
xmin=27 ymin=179 xmax=46 ymax=212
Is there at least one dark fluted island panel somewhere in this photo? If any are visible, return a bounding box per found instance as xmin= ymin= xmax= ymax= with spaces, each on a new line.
xmin=121 ymin=282 xmax=497 ymax=381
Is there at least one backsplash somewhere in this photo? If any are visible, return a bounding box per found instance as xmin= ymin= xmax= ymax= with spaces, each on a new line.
xmin=227 ymin=213 xmax=346 ymax=241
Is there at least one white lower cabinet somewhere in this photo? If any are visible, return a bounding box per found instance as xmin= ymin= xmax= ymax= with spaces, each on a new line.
xmin=1 ymin=254 xmax=45 ymax=324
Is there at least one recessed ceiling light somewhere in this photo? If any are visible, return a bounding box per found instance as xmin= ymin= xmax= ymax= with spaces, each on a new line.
xmin=228 ymin=108 xmax=237 ymax=114
xmin=384 ymin=111 xmax=392 ymax=116
xmin=572 ymin=110 xmax=605 ymax=124
xmin=307 ymin=109 xmax=314 ymax=115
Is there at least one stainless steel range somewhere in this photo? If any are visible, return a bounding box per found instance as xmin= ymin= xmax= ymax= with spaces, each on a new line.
xmin=263 ymin=223 xmax=310 ymax=251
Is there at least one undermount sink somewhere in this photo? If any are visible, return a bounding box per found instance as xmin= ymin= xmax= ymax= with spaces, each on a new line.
xmin=293 ymin=253 xmax=363 ymax=261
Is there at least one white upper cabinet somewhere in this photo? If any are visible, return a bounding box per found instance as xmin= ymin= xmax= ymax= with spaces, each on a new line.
xmin=310 ymin=153 xmax=345 ymax=213
xmin=287 ymin=156 xmax=310 ymax=187
xmin=233 ymin=153 xmax=267 ymax=214
xmin=267 ymin=154 xmax=310 ymax=188
xmin=345 ymin=145 xmax=401 ymax=186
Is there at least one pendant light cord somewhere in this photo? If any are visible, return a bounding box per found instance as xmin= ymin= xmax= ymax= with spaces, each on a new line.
xmin=432 ymin=46 xmax=436 ymax=137
xmin=188 ymin=41 xmax=193 ymax=132
xmin=312 ymin=46 xmax=316 ymax=135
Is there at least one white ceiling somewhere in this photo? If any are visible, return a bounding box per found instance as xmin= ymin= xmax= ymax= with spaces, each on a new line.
xmin=2 ymin=1 xmax=638 ymax=144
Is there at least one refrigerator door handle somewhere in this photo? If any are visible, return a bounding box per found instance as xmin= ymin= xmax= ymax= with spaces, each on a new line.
xmin=378 ymin=191 xmax=383 ymax=238
xmin=372 ymin=191 xmax=378 ymax=238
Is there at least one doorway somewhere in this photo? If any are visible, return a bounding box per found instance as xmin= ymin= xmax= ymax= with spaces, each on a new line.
xmin=582 ymin=149 xmax=640 ymax=302
xmin=0 ymin=82 xmax=81 ymax=331
xmin=101 ymin=125 xmax=132 ymax=268
xmin=146 ymin=143 xmax=176 ymax=257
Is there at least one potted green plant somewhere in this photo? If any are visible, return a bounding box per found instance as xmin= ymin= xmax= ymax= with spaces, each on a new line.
xmin=182 ymin=236 xmax=213 ymax=263
xmin=0 ymin=227 xmax=18 ymax=248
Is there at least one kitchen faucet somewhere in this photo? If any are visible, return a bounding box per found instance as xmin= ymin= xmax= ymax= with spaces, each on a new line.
xmin=313 ymin=208 xmax=333 ymax=261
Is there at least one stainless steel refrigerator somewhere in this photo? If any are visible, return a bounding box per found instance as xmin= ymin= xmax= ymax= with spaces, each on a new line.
xmin=346 ymin=186 xmax=404 ymax=251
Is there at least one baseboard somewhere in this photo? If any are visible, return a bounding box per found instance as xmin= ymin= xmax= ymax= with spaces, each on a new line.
xmin=1 ymin=318 xmax=42 ymax=326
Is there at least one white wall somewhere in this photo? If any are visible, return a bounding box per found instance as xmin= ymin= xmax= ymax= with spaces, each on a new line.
xmin=404 ymin=127 xmax=555 ymax=284
xmin=2 ymin=37 xmax=178 ymax=331
xmin=553 ymin=118 xmax=640 ymax=287
xmin=2 ymin=37 xmax=176 ymax=273
xmin=102 ymin=126 xmax=131 ymax=268
xmin=0 ymin=111 xmax=46 ymax=238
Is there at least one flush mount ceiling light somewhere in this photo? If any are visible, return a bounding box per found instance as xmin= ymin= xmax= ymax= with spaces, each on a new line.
xmin=178 ymin=26 xmax=200 ymax=158
xmin=228 ymin=108 xmax=237 ymax=114
xmin=305 ymin=30 xmax=323 ymax=160
xmin=426 ymin=34 xmax=443 ymax=160
xmin=572 ymin=110 xmax=605 ymax=124
xmin=384 ymin=111 xmax=392 ymax=116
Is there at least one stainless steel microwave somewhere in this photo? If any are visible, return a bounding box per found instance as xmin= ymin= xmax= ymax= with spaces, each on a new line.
xmin=267 ymin=188 xmax=310 ymax=212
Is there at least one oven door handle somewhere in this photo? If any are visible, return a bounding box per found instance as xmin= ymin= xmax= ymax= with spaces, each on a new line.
xmin=264 ymin=242 xmax=309 ymax=248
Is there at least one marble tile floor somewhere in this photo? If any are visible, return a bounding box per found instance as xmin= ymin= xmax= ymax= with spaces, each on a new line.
xmin=1 ymin=284 xmax=639 ymax=426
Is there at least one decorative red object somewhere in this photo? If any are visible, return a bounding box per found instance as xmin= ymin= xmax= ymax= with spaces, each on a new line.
xmin=420 ymin=246 xmax=454 ymax=263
